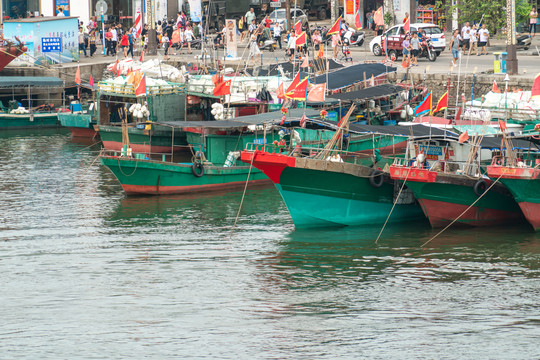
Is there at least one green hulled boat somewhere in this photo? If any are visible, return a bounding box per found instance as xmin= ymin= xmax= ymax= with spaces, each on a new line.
xmin=390 ymin=137 xmax=525 ymax=228
xmin=0 ymin=112 xmax=58 ymax=129
xmin=240 ymin=147 xmax=424 ymax=228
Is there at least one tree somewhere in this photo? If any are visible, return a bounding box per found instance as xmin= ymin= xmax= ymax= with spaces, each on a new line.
xmin=436 ymin=0 xmax=530 ymax=33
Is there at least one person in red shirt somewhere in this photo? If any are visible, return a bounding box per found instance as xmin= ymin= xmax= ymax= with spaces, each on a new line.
xmin=104 ymin=28 xmax=113 ymax=56
xmin=263 ymin=15 xmax=272 ymax=28
xmin=121 ymin=30 xmax=129 ymax=57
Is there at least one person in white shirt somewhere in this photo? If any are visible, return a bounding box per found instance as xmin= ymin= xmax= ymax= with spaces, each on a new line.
xmin=273 ymin=22 xmax=282 ymax=49
xmin=287 ymin=32 xmax=296 ymax=60
xmin=469 ymin=24 xmax=478 ymax=55
xmin=111 ymin=27 xmax=118 ymax=55
xmin=478 ymin=24 xmax=489 ymax=55
xmin=184 ymin=26 xmax=194 ymax=53
xmin=461 ymin=21 xmax=471 ymax=51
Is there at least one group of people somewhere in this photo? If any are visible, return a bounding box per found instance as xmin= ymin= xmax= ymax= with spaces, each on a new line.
xmin=401 ymin=31 xmax=423 ymax=66
xmin=449 ymin=22 xmax=490 ymax=65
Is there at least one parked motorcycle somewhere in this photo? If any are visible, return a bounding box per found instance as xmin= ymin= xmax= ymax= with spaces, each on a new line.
xmin=418 ymin=38 xmax=437 ymax=62
xmin=517 ymin=34 xmax=531 ymax=50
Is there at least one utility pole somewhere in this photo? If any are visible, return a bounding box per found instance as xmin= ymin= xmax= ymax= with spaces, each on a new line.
xmin=506 ymin=0 xmax=518 ymax=74
xmin=286 ymin=0 xmax=291 ymax=33
xmin=331 ymin=0 xmax=338 ymax=23
xmin=147 ymin=0 xmax=158 ymax=55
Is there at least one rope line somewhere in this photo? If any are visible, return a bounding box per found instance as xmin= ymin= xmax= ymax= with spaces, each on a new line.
xmin=421 ymin=173 xmax=505 ymax=247
xmin=376 ymin=167 xmax=412 ymax=243
xmin=230 ymin=151 xmax=255 ymax=239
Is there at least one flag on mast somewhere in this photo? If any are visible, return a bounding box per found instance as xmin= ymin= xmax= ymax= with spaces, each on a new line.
xmin=355 ymin=10 xmax=363 ymax=29
xmin=414 ymin=91 xmax=433 ymax=116
xmin=433 ymin=92 xmax=448 ymax=113
xmin=327 ymin=16 xmax=341 ymax=35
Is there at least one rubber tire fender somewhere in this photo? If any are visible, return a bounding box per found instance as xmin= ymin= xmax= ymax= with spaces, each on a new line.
xmin=473 ymin=179 xmax=487 ymax=196
xmin=369 ymin=169 xmax=384 ymax=188
xmin=192 ymin=162 xmax=204 ymax=177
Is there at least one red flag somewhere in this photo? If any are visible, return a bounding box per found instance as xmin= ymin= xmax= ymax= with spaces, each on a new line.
xmin=492 ymin=80 xmax=500 ymax=93
xmin=139 ymin=51 xmax=144 ymax=62
xmin=294 ymin=20 xmax=302 ymax=36
xmin=459 ymin=131 xmax=469 ymax=143
xmin=276 ymin=83 xmax=285 ymax=99
xmin=404 ymin=17 xmax=410 ymax=33
xmin=499 ymin=120 xmax=507 ymax=131
xmin=433 ymin=92 xmax=448 ymax=113
xmin=75 ymin=65 xmax=81 ymax=85
xmin=327 ymin=16 xmax=341 ymax=35
xmin=285 ymin=77 xmax=308 ymax=100
xmin=89 ymin=74 xmax=94 ymax=88
xmin=112 ymin=59 xmax=119 ymax=76
xmin=307 ymin=83 xmax=326 ymax=102
xmin=532 ymin=73 xmax=540 ymax=99
xmin=286 ymin=72 xmax=301 ymax=94
xmin=213 ymin=80 xmax=232 ymax=96
xmin=135 ymin=74 xmax=146 ymax=97
xmin=296 ymin=32 xmax=306 ymax=47
xmin=373 ymin=7 xmax=384 ymax=26
xmin=414 ymin=91 xmax=432 ymax=116
xmin=300 ymin=57 xmax=309 ymax=68
xmin=355 ymin=11 xmax=363 ymax=29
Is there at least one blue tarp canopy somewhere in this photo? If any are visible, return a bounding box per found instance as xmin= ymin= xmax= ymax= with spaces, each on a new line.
xmin=313 ymin=63 xmax=397 ymax=90
xmin=0 ymin=76 xmax=64 ymax=88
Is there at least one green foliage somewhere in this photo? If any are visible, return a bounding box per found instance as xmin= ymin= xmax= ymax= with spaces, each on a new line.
xmin=384 ymin=11 xmax=392 ymax=26
xmin=436 ymin=0 xmax=531 ymax=33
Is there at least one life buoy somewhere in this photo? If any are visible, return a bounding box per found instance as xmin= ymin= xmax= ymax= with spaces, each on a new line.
xmin=369 ymin=169 xmax=384 ymax=188
xmin=473 ymin=179 xmax=487 ymax=196
xmin=192 ymin=162 xmax=204 ymax=177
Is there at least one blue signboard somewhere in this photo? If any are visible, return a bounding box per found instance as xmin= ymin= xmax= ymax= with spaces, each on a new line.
xmin=41 ymin=37 xmax=62 ymax=52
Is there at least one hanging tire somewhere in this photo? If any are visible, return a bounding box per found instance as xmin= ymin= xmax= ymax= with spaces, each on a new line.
xmin=192 ymin=162 xmax=204 ymax=177
xmin=473 ymin=179 xmax=487 ymax=196
xmin=369 ymin=169 xmax=384 ymax=188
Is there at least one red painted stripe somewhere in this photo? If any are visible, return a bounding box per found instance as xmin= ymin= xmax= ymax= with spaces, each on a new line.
xmin=518 ymin=202 xmax=540 ymax=230
xmin=240 ymin=151 xmax=296 ymax=184
xmin=122 ymin=179 xmax=272 ymax=195
xmin=419 ymin=198 xmax=523 ymax=228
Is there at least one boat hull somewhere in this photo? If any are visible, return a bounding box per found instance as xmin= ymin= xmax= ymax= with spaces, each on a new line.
xmin=58 ymin=112 xmax=98 ymax=137
xmin=0 ymin=113 xmax=59 ymax=129
xmin=100 ymin=155 xmax=270 ymax=195
xmin=242 ymin=151 xmax=424 ymax=228
xmin=486 ymin=165 xmax=540 ymax=230
xmin=397 ymin=173 xmax=524 ymax=228
xmin=98 ymin=124 xmax=188 ymax=153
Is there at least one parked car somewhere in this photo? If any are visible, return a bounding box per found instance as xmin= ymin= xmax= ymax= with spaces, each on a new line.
xmin=369 ymin=23 xmax=446 ymax=56
xmin=268 ymin=8 xmax=308 ymax=30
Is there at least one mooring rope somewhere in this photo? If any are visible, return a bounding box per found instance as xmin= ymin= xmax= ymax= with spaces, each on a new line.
xmin=376 ymin=166 xmax=412 ymax=243
xmin=230 ymin=151 xmax=255 ymax=239
xmin=421 ymin=173 xmax=504 ymax=247
xmin=56 ymin=153 xmax=101 ymax=202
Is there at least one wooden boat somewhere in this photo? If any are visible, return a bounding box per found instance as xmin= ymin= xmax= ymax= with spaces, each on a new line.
xmin=99 ymin=110 xmax=310 ymax=196
xmin=389 ymin=137 xmax=525 ymax=228
xmin=0 ymin=36 xmax=27 ymax=71
xmin=0 ymin=76 xmax=63 ymax=130
xmin=486 ymin=134 xmax=540 ymax=231
xmin=58 ymin=101 xmax=98 ymax=138
xmin=240 ymin=145 xmax=424 ymax=228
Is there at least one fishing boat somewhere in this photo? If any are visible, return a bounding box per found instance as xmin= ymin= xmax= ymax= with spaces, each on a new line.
xmin=237 ymin=110 xmax=453 ymax=228
xmin=99 ymin=110 xmax=311 ymax=196
xmin=389 ymin=136 xmax=526 ymax=227
xmin=0 ymin=36 xmax=27 ymax=71
xmin=96 ymin=76 xmax=187 ymax=152
xmin=486 ymin=135 xmax=540 ymax=231
xmin=58 ymin=100 xmax=98 ymax=138
xmin=0 ymin=77 xmax=63 ymax=130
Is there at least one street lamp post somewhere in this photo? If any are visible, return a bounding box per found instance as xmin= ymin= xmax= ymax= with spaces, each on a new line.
xmin=147 ymin=0 xmax=158 ymax=55
xmin=506 ymin=0 xmax=518 ymax=74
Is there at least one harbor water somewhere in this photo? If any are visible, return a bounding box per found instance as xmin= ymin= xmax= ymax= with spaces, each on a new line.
xmin=1 ymin=130 xmax=540 ymax=359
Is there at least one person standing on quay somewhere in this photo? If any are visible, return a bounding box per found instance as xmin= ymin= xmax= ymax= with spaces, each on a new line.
xmin=121 ymin=30 xmax=129 ymax=57
xmin=478 ymin=23 xmax=489 ymax=55
xmin=78 ymin=27 xmax=88 ymax=57
xmin=530 ymin=7 xmax=538 ymax=36
xmin=461 ymin=21 xmax=470 ymax=52
xmin=110 ymin=25 xmax=118 ymax=55
xmin=89 ymin=30 xmax=97 ymax=57
xmin=450 ymin=29 xmax=461 ymax=65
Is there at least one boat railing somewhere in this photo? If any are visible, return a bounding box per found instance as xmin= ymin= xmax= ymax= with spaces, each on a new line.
xmin=490 ymin=155 xmax=539 ymax=168
xmin=392 ymin=157 xmax=481 ymax=176
xmin=99 ymin=148 xmax=178 ymax=163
